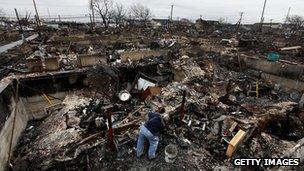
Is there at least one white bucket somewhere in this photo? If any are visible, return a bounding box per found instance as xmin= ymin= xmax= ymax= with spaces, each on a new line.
xmin=118 ymin=90 xmax=131 ymax=102
xmin=165 ymin=144 xmax=178 ymax=163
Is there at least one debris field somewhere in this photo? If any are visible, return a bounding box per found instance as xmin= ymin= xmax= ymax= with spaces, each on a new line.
xmin=0 ymin=22 xmax=304 ymax=171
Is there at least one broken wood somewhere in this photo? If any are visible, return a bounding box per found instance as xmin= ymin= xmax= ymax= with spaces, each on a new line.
xmin=226 ymin=129 xmax=247 ymax=158
xmin=118 ymin=105 xmax=144 ymax=125
xmin=114 ymin=122 xmax=139 ymax=134
xmin=141 ymin=87 xmax=162 ymax=100
xmin=228 ymin=122 xmax=238 ymax=133
xmin=179 ymin=90 xmax=187 ymax=125
xmin=280 ymin=46 xmax=302 ymax=51
xmin=62 ymin=132 xmax=104 ymax=155
xmin=106 ymin=108 xmax=118 ymax=152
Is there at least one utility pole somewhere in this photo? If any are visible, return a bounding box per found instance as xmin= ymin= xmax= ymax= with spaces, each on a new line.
xmin=240 ymin=12 xmax=244 ymax=25
xmin=170 ymin=5 xmax=174 ymax=30
xmin=270 ymin=19 xmax=273 ymax=29
xmin=47 ymin=8 xmax=51 ymax=21
xmin=32 ymin=0 xmax=41 ymax=26
xmin=34 ymin=14 xmax=41 ymax=37
xmin=91 ymin=0 xmax=95 ymax=27
xmin=284 ymin=7 xmax=291 ymax=24
xmin=33 ymin=0 xmax=42 ymax=37
xmin=235 ymin=12 xmax=244 ymax=33
xmin=170 ymin=5 xmax=174 ymax=21
xmin=14 ymin=8 xmax=25 ymax=42
xmin=89 ymin=14 xmax=93 ymax=30
xmin=259 ymin=0 xmax=268 ymax=31
xmin=239 ymin=12 xmax=244 ymax=23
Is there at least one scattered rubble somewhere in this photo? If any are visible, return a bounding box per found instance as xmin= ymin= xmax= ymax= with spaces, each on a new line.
xmin=0 ymin=19 xmax=303 ymax=171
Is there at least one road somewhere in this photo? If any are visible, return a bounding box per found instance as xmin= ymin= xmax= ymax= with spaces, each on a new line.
xmin=0 ymin=34 xmax=38 ymax=54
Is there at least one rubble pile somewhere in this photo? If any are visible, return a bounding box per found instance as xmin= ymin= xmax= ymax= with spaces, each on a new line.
xmin=9 ymin=54 xmax=304 ymax=170
xmin=1 ymin=19 xmax=304 ymax=171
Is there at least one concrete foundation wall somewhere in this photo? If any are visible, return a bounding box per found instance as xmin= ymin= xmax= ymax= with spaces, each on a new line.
xmin=0 ymin=92 xmax=67 ymax=170
xmin=220 ymin=55 xmax=304 ymax=91
xmin=120 ymin=50 xmax=167 ymax=62
xmin=243 ymin=56 xmax=304 ymax=80
xmin=261 ymin=73 xmax=304 ymax=92
xmin=0 ymin=98 xmax=29 ymax=171
xmin=78 ymin=54 xmax=106 ymax=67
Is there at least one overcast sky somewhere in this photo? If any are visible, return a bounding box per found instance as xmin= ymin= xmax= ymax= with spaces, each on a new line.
xmin=1 ymin=0 xmax=304 ymax=23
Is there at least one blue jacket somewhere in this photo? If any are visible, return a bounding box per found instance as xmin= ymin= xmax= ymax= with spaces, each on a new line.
xmin=144 ymin=112 xmax=165 ymax=135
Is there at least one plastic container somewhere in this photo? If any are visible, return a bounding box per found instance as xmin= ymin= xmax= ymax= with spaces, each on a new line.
xmin=267 ymin=52 xmax=280 ymax=62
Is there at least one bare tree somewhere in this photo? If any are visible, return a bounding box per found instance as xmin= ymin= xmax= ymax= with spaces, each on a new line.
xmin=20 ymin=11 xmax=31 ymax=26
xmin=180 ymin=18 xmax=191 ymax=24
xmin=0 ymin=9 xmax=7 ymax=22
xmin=130 ymin=3 xmax=152 ymax=24
xmin=91 ymin=0 xmax=113 ymax=29
xmin=218 ymin=17 xmax=226 ymax=25
xmin=111 ymin=3 xmax=126 ymax=28
xmin=287 ymin=15 xmax=304 ymax=35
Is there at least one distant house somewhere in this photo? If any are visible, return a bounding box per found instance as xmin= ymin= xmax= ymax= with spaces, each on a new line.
xmin=253 ymin=22 xmax=283 ymax=29
xmin=126 ymin=19 xmax=151 ymax=27
xmin=241 ymin=24 xmax=253 ymax=31
xmin=45 ymin=23 xmax=60 ymax=29
xmin=151 ymin=19 xmax=169 ymax=28
xmin=195 ymin=18 xmax=220 ymax=30
xmin=0 ymin=21 xmax=5 ymax=27
xmin=178 ymin=18 xmax=193 ymax=26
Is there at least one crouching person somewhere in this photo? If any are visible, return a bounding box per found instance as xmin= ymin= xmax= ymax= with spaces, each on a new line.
xmin=136 ymin=107 xmax=169 ymax=159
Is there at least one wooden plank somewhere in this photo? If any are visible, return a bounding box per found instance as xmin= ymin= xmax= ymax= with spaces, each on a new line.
xmin=280 ymin=46 xmax=301 ymax=51
xmin=141 ymin=87 xmax=162 ymax=100
xmin=228 ymin=122 xmax=238 ymax=133
xmin=226 ymin=129 xmax=246 ymax=158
